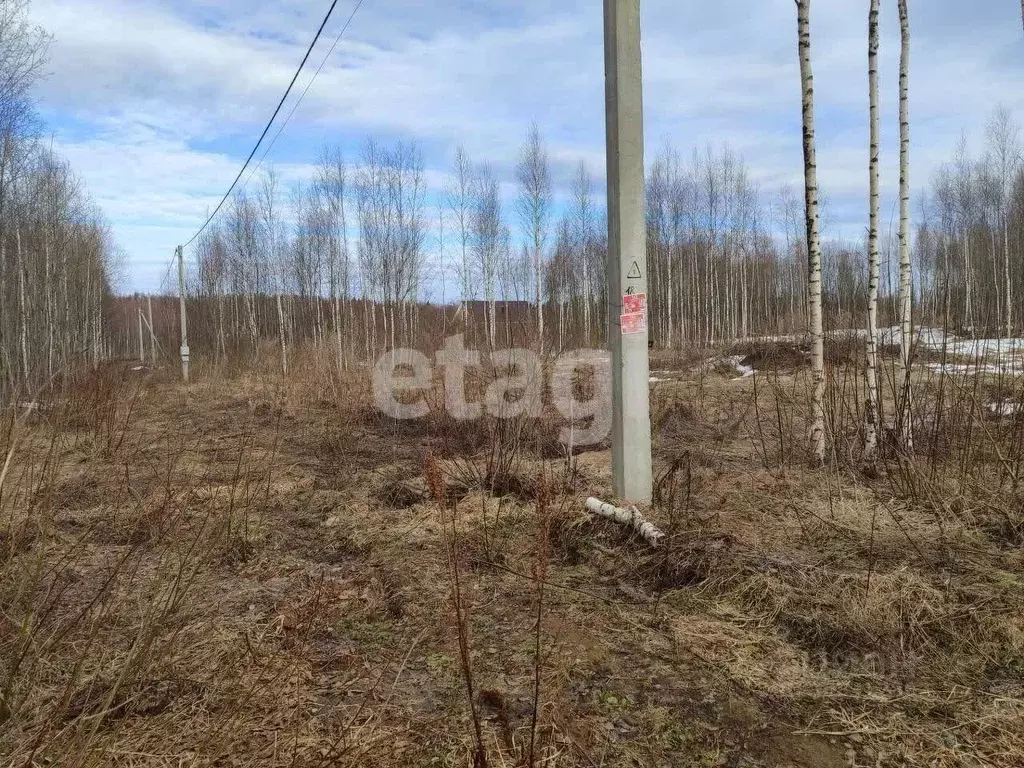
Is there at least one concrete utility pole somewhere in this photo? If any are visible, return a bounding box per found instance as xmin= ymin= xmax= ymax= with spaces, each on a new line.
xmin=604 ymin=0 xmax=652 ymax=503
xmin=176 ymin=246 xmax=190 ymax=383
xmin=147 ymin=295 xmax=157 ymax=366
xmin=137 ymin=308 xmax=145 ymax=362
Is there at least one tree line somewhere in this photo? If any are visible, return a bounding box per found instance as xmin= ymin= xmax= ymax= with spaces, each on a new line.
xmin=0 ymin=0 xmax=118 ymax=403
xmin=149 ymin=107 xmax=1020 ymax=369
xmin=918 ymin=108 xmax=1023 ymax=337
xmin=8 ymin=0 xmax=1024 ymax=472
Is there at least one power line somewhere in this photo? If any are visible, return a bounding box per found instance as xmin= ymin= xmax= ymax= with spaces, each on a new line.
xmin=181 ymin=0 xmax=348 ymax=250
xmin=240 ymin=0 xmax=366 ymax=195
xmin=158 ymin=249 xmax=181 ymax=295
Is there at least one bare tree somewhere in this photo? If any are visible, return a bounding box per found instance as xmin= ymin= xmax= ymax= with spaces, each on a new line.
xmin=225 ymin=191 xmax=261 ymax=354
xmin=0 ymin=3 xmax=114 ymax=401
xmin=796 ymin=0 xmax=827 ymax=465
xmin=356 ymin=139 xmax=427 ymax=353
xmin=864 ymin=0 xmax=882 ymax=465
xmin=447 ymin=146 xmax=475 ymax=321
xmin=315 ymin=144 xmax=351 ymax=370
xmin=0 ymin=0 xmax=48 ymax=158
xmin=516 ymin=124 xmax=552 ymax=347
xmin=953 ymin=136 xmax=976 ymax=332
xmin=897 ymin=0 xmax=914 ymax=449
xmin=571 ymin=160 xmax=595 ymax=344
xmin=985 ymin=107 xmax=1020 ymax=338
xmin=472 ymin=163 xmax=502 ymax=349
xmin=255 ymin=169 xmax=287 ymax=374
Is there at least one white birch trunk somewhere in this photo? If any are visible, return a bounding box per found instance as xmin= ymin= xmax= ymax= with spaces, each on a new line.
xmin=1004 ymin=224 xmax=1012 ymax=338
xmin=333 ymin=294 xmax=344 ymax=372
xmin=216 ymin=293 xmax=226 ymax=364
xmin=276 ymin=292 xmax=288 ymax=376
xmin=585 ymin=498 xmax=665 ymax=547
xmin=315 ymin=295 xmax=324 ymax=349
xmin=864 ymin=0 xmax=882 ymax=465
xmin=246 ymin=293 xmax=259 ymax=355
xmin=797 ymin=0 xmax=827 ymax=465
xmin=964 ymin=232 xmax=973 ymax=332
xmin=666 ymin=248 xmax=674 ymax=349
xmin=63 ymin=259 xmax=70 ymax=368
xmin=535 ymin=246 xmax=543 ymax=348
xmin=583 ymin=249 xmax=591 ymax=344
xmin=44 ymin=240 xmax=53 ymax=378
xmin=16 ymin=228 xmax=29 ymax=387
xmin=897 ymin=0 xmax=914 ymax=451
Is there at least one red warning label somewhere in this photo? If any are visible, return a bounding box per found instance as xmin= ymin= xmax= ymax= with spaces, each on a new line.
xmin=620 ymin=312 xmax=647 ymax=335
xmin=622 ymin=293 xmax=647 ymax=314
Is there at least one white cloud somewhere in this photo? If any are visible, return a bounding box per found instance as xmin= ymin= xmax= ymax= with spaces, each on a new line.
xmin=28 ymin=0 xmax=1024 ymax=291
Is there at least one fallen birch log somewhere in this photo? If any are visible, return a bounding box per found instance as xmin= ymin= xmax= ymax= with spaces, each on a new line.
xmin=585 ymin=497 xmax=665 ymax=547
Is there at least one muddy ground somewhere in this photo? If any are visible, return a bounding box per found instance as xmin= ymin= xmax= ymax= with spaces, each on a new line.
xmin=2 ymin=359 xmax=1022 ymax=767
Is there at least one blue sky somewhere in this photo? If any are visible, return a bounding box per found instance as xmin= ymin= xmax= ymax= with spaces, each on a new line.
xmin=28 ymin=0 xmax=1024 ymax=294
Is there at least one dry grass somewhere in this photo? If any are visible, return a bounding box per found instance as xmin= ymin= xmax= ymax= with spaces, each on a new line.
xmin=1 ymin=349 xmax=1022 ymax=767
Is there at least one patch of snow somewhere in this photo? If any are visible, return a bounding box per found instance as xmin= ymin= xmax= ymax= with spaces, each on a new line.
xmin=916 ymin=327 xmax=953 ymax=348
xmin=708 ymin=333 xmax=803 ymax=345
xmin=832 ymin=325 xmax=955 ymax=349
xmin=986 ymin=401 xmax=1024 ymax=418
xmin=650 ymin=370 xmax=682 ymax=381
xmin=926 ymin=363 xmax=977 ymax=376
xmin=911 ymin=329 xmax=1024 ymax=377
xmin=695 ymin=327 xmax=1024 ymax=378
xmin=698 ymin=355 xmax=757 ymax=380
xmin=727 ymin=356 xmax=756 ymax=380
xmin=925 ymin=362 xmax=1020 ymax=376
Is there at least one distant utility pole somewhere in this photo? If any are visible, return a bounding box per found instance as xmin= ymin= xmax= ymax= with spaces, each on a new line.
xmin=176 ymin=246 xmax=190 ymax=383
xmin=147 ymin=295 xmax=157 ymax=366
xmin=137 ymin=308 xmax=145 ymax=362
xmin=604 ymin=0 xmax=652 ymax=503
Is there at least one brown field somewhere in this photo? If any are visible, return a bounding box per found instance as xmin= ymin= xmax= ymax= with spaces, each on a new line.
xmin=2 ymin=351 xmax=1023 ymax=767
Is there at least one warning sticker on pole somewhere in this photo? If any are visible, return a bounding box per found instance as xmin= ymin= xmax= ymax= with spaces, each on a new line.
xmin=620 ymin=312 xmax=647 ymax=335
xmin=622 ymin=293 xmax=647 ymax=315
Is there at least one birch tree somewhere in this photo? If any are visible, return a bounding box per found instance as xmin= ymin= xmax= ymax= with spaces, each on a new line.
xmin=571 ymin=161 xmax=595 ymax=344
xmin=516 ymin=124 xmax=552 ymax=348
xmin=796 ymin=0 xmax=827 ymax=465
xmin=355 ymin=139 xmax=427 ymax=352
xmin=984 ymin=107 xmax=1020 ymax=338
xmin=472 ymin=163 xmax=502 ymax=349
xmin=953 ymin=137 xmax=976 ymax=331
xmin=897 ymin=0 xmax=914 ymax=449
xmin=0 ymin=2 xmax=114 ymax=399
xmin=226 ymin=192 xmax=260 ymax=355
xmin=447 ymin=146 xmax=475 ymax=320
xmin=315 ymin=145 xmax=351 ymax=369
xmin=863 ymin=0 xmax=882 ymax=465
xmin=258 ymin=168 xmax=288 ymax=375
